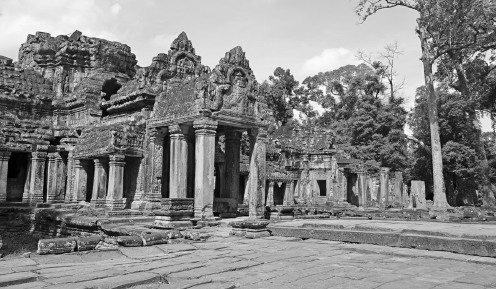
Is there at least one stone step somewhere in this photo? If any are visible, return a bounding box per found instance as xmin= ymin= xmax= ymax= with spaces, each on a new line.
xmin=268 ymin=220 xmax=496 ymax=258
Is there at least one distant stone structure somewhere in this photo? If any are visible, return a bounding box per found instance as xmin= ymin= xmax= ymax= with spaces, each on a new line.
xmin=0 ymin=30 xmax=415 ymax=221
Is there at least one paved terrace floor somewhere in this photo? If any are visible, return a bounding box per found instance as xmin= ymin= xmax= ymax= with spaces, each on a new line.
xmin=2 ymin=226 xmax=496 ymax=289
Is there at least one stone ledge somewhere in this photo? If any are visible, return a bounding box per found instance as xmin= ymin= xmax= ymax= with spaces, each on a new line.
xmin=268 ymin=223 xmax=496 ymax=258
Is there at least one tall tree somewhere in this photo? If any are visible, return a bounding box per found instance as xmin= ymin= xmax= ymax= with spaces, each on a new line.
xmin=305 ymin=64 xmax=409 ymax=173
xmin=355 ymin=0 xmax=496 ymax=208
xmin=259 ymin=67 xmax=298 ymax=126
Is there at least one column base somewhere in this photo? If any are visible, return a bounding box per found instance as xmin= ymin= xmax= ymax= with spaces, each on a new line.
xmin=91 ymin=199 xmax=107 ymax=208
xmin=194 ymin=204 xmax=214 ymax=220
xmin=105 ymin=199 xmax=126 ymax=210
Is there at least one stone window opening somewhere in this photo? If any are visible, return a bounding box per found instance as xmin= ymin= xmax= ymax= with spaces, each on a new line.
xmin=317 ymin=180 xmax=326 ymax=197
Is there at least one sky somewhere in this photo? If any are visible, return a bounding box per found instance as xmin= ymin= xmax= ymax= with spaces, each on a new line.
xmin=0 ymin=0 xmax=491 ymax=130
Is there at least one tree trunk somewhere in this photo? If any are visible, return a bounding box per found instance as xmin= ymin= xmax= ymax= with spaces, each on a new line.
xmin=418 ymin=23 xmax=449 ymax=209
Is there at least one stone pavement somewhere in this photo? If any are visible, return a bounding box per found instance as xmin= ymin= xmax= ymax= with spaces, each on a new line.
xmin=2 ymin=227 xmax=496 ymax=288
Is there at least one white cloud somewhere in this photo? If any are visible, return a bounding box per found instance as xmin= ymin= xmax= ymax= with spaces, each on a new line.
xmin=133 ymin=33 xmax=176 ymax=65
xmin=301 ymin=48 xmax=360 ymax=76
xmin=0 ymin=0 xmax=119 ymax=60
xmin=111 ymin=3 xmax=121 ymax=16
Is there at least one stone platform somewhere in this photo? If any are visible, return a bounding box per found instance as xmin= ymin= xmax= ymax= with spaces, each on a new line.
xmin=268 ymin=219 xmax=496 ymax=258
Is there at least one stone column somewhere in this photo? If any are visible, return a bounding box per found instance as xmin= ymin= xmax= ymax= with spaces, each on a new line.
xmin=337 ymin=168 xmax=346 ymax=203
xmin=91 ymin=158 xmax=108 ymax=206
xmin=330 ymin=156 xmax=337 ymax=200
xmin=0 ymin=151 xmax=11 ymax=202
xmin=411 ymin=180 xmax=427 ymax=209
xmin=379 ymin=167 xmax=390 ymax=208
xmin=64 ymin=152 xmax=76 ymax=203
xmin=73 ymin=159 xmax=88 ymax=203
xmin=193 ymin=118 xmax=217 ymax=220
xmin=224 ymin=131 xmax=242 ymax=205
xmin=46 ymin=153 xmax=58 ymax=202
xmin=148 ymin=127 xmax=167 ymax=205
xmin=30 ymin=151 xmax=47 ymax=203
xmin=357 ymin=169 xmax=367 ymax=208
xmin=54 ymin=153 xmax=66 ymax=201
xmin=22 ymin=155 xmax=32 ymax=203
xmin=169 ymin=124 xmax=188 ymax=198
xmin=393 ymin=171 xmax=403 ymax=205
xmin=266 ymin=181 xmax=274 ymax=207
xmin=283 ymin=181 xmax=293 ymax=206
xmin=106 ymin=154 xmax=126 ymax=210
xmin=248 ymin=128 xmax=267 ymax=219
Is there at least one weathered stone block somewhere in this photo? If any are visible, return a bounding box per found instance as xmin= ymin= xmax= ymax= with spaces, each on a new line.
xmin=76 ymin=235 xmax=102 ymax=251
xmin=245 ymin=229 xmax=270 ymax=239
xmin=141 ymin=232 xmax=169 ymax=246
xmin=37 ymin=237 xmax=77 ymax=255
xmin=161 ymin=198 xmax=194 ymax=211
xmin=117 ymin=235 xmax=143 ymax=247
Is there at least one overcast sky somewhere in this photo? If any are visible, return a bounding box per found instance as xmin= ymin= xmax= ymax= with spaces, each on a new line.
xmin=1 ymin=0 xmax=490 ymax=130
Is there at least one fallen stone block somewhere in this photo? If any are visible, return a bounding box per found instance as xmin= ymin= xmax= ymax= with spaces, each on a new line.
xmin=117 ymin=235 xmax=143 ymax=247
xmin=37 ymin=237 xmax=77 ymax=255
xmin=77 ymin=235 xmax=102 ymax=251
xmin=141 ymin=232 xmax=170 ymax=246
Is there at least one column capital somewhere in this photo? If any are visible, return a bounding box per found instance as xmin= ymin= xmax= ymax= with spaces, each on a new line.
xmin=109 ymin=154 xmax=126 ymax=165
xmin=193 ymin=118 xmax=217 ymax=135
xmin=47 ymin=152 xmax=58 ymax=161
xmin=149 ymin=127 xmax=168 ymax=143
xmin=94 ymin=158 xmax=109 ymax=166
xmin=268 ymin=181 xmax=274 ymax=187
xmin=32 ymin=151 xmax=47 ymax=160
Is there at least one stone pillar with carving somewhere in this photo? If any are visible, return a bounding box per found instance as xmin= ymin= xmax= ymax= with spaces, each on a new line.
xmin=64 ymin=151 xmax=76 ymax=203
xmin=55 ymin=153 xmax=66 ymax=201
xmin=193 ymin=118 xmax=217 ymax=220
xmin=106 ymin=154 xmax=126 ymax=210
xmin=393 ymin=171 xmax=403 ymax=205
xmin=30 ymin=151 xmax=47 ymax=203
xmin=243 ymin=131 xmax=258 ymax=205
xmin=169 ymin=124 xmax=188 ymax=198
xmin=91 ymin=158 xmax=108 ymax=206
xmin=266 ymin=181 xmax=274 ymax=207
xmin=283 ymin=181 xmax=293 ymax=206
xmin=247 ymin=128 xmax=267 ymax=219
xmin=22 ymin=155 xmax=32 ymax=203
xmin=379 ymin=167 xmax=390 ymax=208
xmin=337 ymin=168 xmax=346 ymax=203
xmin=46 ymin=153 xmax=58 ymax=202
xmin=0 ymin=151 xmax=11 ymax=202
xmin=224 ymin=131 xmax=241 ymax=204
xmin=147 ymin=127 xmax=167 ymax=206
xmin=73 ymin=159 xmax=88 ymax=203
xmin=357 ymin=169 xmax=367 ymax=208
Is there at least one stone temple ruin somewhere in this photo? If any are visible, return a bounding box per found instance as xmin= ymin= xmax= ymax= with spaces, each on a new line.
xmin=0 ymin=30 xmax=416 ymax=234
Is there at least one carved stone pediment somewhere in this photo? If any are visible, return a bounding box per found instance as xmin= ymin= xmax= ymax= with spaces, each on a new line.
xmin=193 ymin=46 xmax=257 ymax=116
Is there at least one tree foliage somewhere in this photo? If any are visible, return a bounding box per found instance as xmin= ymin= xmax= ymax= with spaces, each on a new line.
xmin=304 ymin=63 xmax=409 ymax=174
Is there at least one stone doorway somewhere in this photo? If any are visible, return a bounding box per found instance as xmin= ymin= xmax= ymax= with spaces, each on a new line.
xmin=7 ymin=152 xmax=29 ymax=202
xmin=347 ymin=173 xmax=359 ymax=206
xmin=274 ymin=182 xmax=285 ymax=205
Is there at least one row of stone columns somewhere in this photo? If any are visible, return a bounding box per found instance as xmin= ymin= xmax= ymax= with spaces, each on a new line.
xmin=150 ymin=118 xmax=245 ymax=220
xmin=0 ymin=149 xmax=128 ymax=209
